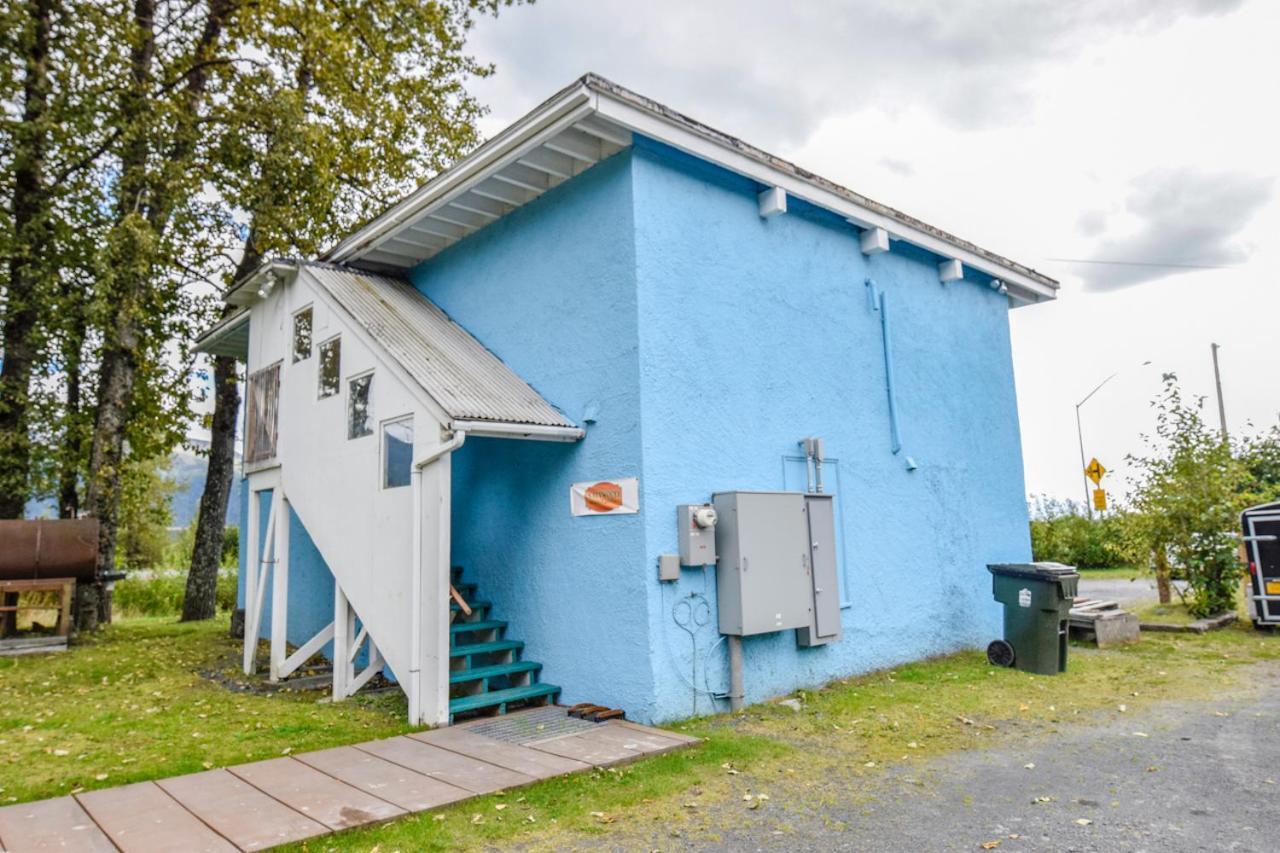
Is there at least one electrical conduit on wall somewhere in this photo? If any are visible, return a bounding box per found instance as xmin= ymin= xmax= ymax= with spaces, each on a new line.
xmin=866 ymin=278 xmax=916 ymax=471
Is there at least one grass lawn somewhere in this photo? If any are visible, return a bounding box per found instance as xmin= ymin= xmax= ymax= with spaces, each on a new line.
xmin=5 ymin=614 xmax=1279 ymax=851
xmin=0 ymin=617 xmax=412 ymax=806
xmin=298 ymin=622 xmax=1280 ymax=851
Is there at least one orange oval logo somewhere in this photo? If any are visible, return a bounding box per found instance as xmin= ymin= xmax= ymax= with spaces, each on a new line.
xmin=583 ymin=481 xmax=624 ymax=512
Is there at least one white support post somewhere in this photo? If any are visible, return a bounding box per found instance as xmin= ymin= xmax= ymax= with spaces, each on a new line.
xmin=244 ymin=489 xmax=277 ymax=675
xmin=242 ymin=488 xmax=260 ymax=674
xmin=269 ymin=493 xmax=290 ymax=682
xmin=350 ymin=640 xmax=382 ymax=695
xmin=332 ymin=585 xmax=352 ymax=701
xmin=278 ymin=622 xmax=334 ymax=679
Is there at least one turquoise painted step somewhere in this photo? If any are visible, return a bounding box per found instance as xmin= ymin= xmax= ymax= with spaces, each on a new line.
xmin=453 ymin=581 xmax=478 ymax=598
xmin=451 ymin=639 xmax=523 ymax=662
xmin=450 ymin=660 xmax=541 ymax=685
xmin=449 ymin=683 xmax=560 ymax=716
xmin=449 ymin=619 xmax=506 ymax=637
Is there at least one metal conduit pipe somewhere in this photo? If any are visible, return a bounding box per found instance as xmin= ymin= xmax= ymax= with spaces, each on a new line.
xmin=727 ymin=634 xmax=745 ymax=712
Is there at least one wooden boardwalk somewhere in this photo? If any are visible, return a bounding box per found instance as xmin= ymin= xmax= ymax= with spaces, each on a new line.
xmin=0 ymin=709 xmax=697 ymax=852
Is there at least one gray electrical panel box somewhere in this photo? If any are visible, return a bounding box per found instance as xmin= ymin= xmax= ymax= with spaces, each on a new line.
xmin=677 ymin=503 xmax=717 ymax=565
xmin=797 ymin=494 xmax=843 ymax=646
xmin=712 ymin=491 xmax=813 ymax=636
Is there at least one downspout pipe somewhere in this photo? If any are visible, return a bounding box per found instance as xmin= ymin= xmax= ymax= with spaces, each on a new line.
xmin=409 ymin=430 xmax=466 ymax=725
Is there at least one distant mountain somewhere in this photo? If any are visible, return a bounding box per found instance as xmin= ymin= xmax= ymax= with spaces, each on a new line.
xmin=22 ymin=440 xmax=240 ymax=527
xmin=169 ymin=440 xmax=241 ymax=528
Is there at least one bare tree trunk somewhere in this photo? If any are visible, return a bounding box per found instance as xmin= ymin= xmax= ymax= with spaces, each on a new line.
xmin=1154 ymin=547 xmax=1172 ymax=605
xmin=85 ymin=0 xmax=234 ymax=601
xmin=182 ymin=350 xmax=240 ymax=620
xmin=57 ymin=314 xmax=85 ymax=518
xmin=0 ymin=0 xmax=54 ymax=518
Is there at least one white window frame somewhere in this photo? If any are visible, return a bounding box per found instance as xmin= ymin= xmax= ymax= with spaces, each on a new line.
xmin=380 ymin=415 xmax=414 ymax=490
xmin=291 ymin=304 xmax=314 ymax=364
xmin=347 ymin=369 xmax=375 ymax=440
xmin=317 ymin=334 xmax=341 ymax=399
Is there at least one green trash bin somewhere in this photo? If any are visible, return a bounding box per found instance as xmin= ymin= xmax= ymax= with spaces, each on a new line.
xmin=986 ymin=562 xmax=1079 ymax=675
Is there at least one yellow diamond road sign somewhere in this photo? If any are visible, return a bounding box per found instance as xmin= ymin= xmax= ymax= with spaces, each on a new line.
xmin=1085 ymin=458 xmax=1106 ymax=485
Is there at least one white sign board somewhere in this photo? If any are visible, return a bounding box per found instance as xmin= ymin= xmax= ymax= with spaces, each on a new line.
xmin=570 ymin=477 xmax=639 ymax=516
xmin=1018 ymin=588 xmax=1032 ymax=608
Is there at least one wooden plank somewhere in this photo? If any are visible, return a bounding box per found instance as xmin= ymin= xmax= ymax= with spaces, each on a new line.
xmin=77 ymin=781 xmax=235 ymax=853
xmin=608 ymin=719 xmax=702 ymax=746
xmin=525 ymin=730 xmax=645 ymax=767
xmin=587 ymin=723 xmax=692 ymax=757
xmin=411 ymin=727 xmax=589 ymax=779
xmin=297 ymin=746 xmax=473 ymax=812
xmin=0 ymin=795 xmax=116 ymax=852
xmin=228 ymin=757 xmax=404 ymax=831
xmin=355 ymin=736 xmax=534 ymax=794
xmin=158 ymin=769 xmax=328 ymax=852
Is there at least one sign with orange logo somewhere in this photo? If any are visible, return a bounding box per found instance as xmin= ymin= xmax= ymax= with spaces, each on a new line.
xmin=570 ymin=477 xmax=639 ymax=516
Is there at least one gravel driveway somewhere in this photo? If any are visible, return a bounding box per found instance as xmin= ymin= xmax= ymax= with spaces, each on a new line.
xmin=571 ymin=664 xmax=1280 ymax=853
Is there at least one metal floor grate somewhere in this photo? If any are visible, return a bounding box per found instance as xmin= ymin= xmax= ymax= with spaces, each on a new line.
xmin=459 ymin=706 xmax=597 ymax=745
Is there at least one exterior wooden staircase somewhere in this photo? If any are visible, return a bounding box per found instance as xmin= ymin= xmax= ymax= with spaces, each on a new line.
xmin=448 ymin=567 xmax=560 ymax=723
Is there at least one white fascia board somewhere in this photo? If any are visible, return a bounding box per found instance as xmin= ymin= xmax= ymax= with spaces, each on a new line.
xmin=193 ymin=306 xmax=251 ymax=355
xmin=449 ymin=419 xmax=584 ymax=442
xmin=325 ymin=86 xmax=597 ymax=265
xmin=593 ymin=95 xmax=1056 ymax=305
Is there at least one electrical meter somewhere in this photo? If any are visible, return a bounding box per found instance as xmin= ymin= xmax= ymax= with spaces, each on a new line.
xmin=677 ymin=503 xmax=717 ymax=565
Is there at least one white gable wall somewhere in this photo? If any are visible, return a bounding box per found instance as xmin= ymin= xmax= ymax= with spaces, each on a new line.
xmin=243 ymin=270 xmax=453 ymax=722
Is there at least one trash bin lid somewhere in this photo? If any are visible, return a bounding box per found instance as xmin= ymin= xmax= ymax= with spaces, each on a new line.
xmin=987 ymin=562 xmax=1079 ymax=582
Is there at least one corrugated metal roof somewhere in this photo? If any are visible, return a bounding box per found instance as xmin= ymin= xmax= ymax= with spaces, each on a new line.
xmin=300 ymin=264 xmax=576 ymax=429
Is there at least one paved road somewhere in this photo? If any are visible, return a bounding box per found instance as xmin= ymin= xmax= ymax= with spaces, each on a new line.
xmin=1078 ymin=576 xmax=1185 ymax=608
xmin=574 ymin=664 xmax=1280 ymax=852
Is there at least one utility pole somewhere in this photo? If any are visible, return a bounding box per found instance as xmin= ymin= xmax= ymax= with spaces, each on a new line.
xmin=1211 ymin=343 xmax=1228 ymax=439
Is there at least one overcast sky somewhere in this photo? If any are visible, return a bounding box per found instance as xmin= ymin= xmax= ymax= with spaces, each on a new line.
xmin=463 ymin=0 xmax=1279 ymax=507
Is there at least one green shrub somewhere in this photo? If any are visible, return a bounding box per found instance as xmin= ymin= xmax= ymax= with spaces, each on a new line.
xmin=113 ymin=568 xmax=238 ymax=618
xmin=1028 ymin=496 xmax=1126 ymax=569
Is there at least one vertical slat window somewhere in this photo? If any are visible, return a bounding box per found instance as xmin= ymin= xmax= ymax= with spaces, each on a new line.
xmin=292 ymin=307 xmax=313 ymax=363
xmin=318 ymin=336 xmax=340 ymax=398
xmin=382 ymin=417 xmax=413 ymax=489
xmin=348 ymin=373 xmax=373 ymax=439
xmin=245 ymin=362 xmax=281 ymax=464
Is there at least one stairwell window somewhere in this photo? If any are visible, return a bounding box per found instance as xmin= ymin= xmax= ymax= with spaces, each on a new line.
xmin=383 ymin=417 xmax=413 ymax=488
xmin=318 ymin=336 xmax=340 ymax=398
xmin=292 ymin=306 xmax=312 ymax=363
xmin=348 ymin=373 xmax=373 ymax=439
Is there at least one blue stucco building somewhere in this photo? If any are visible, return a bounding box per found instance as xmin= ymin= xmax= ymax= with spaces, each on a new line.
xmin=208 ymin=75 xmax=1056 ymax=726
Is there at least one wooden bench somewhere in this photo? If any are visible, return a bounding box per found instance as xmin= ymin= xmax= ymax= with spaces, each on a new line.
xmin=0 ymin=577 xmax=75 ymax=655
xmin=1069 ymin=597 xmax=1140 ymax=648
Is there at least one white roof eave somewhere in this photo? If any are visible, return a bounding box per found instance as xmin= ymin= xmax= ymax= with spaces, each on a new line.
xmin=322 ymin=74 xmax=1058 ymax=305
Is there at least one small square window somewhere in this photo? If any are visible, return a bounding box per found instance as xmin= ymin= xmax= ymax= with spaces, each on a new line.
xmin=383 ymin=418 xmax=413 ymax=489
xmin=348 ymin=373 xmax=373 ymax=439
xmin=292 ymin=307 xmax=313 ymax=363
xmin=318 ymin=337 xmax=340 ymax=398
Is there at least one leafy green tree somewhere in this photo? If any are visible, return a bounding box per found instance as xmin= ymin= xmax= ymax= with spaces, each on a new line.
xmin=116 ymin=454 xmax=179 ymax=571
xmin=183 ymin=0 xmax=518 ymax=620
xmin=1119 ymin=375 xmax=1252 ymax=616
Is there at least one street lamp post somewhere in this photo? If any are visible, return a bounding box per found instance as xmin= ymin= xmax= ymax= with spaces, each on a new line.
xmin=1074 ymin=361 xmax=1152 ymax=519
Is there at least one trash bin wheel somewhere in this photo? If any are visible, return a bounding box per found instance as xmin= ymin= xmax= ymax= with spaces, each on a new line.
xmin=987 ymin=639 xmax=1016 ymax=667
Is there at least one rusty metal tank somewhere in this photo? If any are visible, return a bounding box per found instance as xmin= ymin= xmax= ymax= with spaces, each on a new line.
xmin=0 ymin=518 xmax=100 ymax=581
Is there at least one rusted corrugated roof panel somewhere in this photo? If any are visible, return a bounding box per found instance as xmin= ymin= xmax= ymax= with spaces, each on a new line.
xmin=300 ymin=264 xmax=575 ymax=429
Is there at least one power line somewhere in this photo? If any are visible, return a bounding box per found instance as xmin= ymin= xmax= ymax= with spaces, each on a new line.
xmin=1044 ymin=257 xmax=1243 ymax=270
